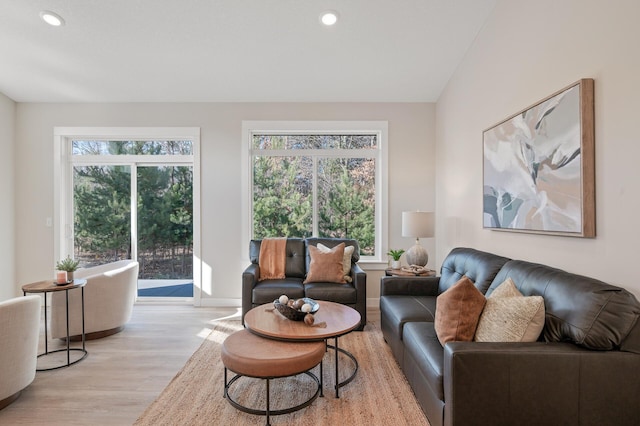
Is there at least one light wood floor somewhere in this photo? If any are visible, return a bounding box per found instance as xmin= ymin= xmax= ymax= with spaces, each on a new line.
xmin=0 ymin=304 xmax=380 ymax=425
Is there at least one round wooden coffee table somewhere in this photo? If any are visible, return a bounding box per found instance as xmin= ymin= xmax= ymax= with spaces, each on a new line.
xmin=22 ymin=279 xmax=88 ymax=371
xmin=244 ymin=300 xmax=361 ymax=398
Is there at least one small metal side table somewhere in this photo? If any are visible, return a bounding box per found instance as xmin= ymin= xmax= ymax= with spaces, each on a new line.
xmin=22 ymin=279 xmax=88 ymax=371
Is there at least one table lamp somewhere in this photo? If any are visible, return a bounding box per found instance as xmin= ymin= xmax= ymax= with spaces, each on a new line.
xmin=402 ymin=211 xmax=435 ymax=267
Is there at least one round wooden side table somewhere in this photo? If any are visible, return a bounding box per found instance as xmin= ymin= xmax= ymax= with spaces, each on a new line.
xmin=22 ymin=279 xmax=88 ymax=371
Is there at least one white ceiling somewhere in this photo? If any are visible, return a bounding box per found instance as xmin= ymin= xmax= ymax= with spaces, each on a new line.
xmin=0 ymin=0 xmax=496 ymax=103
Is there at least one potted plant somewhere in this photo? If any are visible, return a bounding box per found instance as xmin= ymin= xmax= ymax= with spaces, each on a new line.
xmin=387 ymin=249 xmax=405 ymax=270
xmin=56 ymin=256 xmax=80 ymax=281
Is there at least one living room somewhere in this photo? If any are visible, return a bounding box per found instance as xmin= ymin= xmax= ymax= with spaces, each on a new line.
xmin=1 ymin=0 xmax=639 ymax=424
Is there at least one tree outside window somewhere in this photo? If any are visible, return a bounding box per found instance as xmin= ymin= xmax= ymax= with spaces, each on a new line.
xmin=251 ymin=134 xmax=377 ymax=256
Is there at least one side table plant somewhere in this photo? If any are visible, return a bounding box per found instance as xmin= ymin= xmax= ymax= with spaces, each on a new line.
xmin=387 ymin=249 xmax=405 ymax=270
xmin=55 ymin=256 xmax=80 ymax=281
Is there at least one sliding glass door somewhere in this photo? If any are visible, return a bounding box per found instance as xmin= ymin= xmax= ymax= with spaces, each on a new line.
xmin=60 ymin=133 xmax=199 ymax=302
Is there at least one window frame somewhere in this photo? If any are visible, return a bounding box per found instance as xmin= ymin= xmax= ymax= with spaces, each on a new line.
xmin=241 ymin=121 xmax=388 ymax=263
xmin=53 ymin=127 xmax=202 ymax=304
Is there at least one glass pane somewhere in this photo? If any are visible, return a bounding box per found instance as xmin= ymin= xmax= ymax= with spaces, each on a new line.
xmin=317 ymin=158 xmax=376 ymax=256
xmin=252 ymin=135 xmax=377 ymax=150
xmin=137 ymin=166 xmax=193 ymax=281
xmin=73 ymin=165 xmax=132 ymax=267
xmin=252 ymin=156 xmax=312 ymax=238
xmin=72 ymin=140 xmax=192 ymax=155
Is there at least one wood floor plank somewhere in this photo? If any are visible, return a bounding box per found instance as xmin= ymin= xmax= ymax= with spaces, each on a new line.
xmin=0 ymin=304 xmax=239 ymax=425
xmin=0 ymin=304 xmax=380 ymax=425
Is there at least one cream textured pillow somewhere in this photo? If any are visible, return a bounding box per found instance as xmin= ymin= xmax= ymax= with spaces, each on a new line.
xmin=489 ymin=277 xmax=522 ymax=298
xmin=474 ymin=278 xmax=545 ymax=342
xmin=434 ymin=276 xmax=486 ymax=346
xmin=317 ymin=243 xmax=354 ymax=283
xmin=304 ymin=243 xmax=346 ymax=284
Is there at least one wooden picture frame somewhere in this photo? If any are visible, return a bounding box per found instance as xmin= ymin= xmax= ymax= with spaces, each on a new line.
xmin=483 ymin=78 xmax=595 ymax=237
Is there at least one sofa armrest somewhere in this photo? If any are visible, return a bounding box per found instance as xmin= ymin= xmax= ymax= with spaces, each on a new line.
xmin=350 ymin=263 xmax=367 ymax=329
xmin=443 ymin=342 xmax=640 ymax=426
xmin=242 ymin=263 xmax=260 ymax=325
xmin=380 ymin=275 xmax=440 ymax=297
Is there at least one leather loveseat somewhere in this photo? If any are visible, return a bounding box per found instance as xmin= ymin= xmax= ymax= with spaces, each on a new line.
xmin=380 ymin=247 xmax=640 ymax=426
xmin=242 ymin=237 xmax=366 ymax=330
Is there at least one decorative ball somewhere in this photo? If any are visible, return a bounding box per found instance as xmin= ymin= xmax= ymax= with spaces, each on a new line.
xmin=278 ymin=295 xmax=289 ymax=305
xmin=301 ymin=303 xmax=312 ymax=313
xmin=287 ymin=299 xmax=295 ymax=307
xmin=304 ymin=313 xmax=315 ymax=325
xmin=292 ymin=299 xmax=305 ymax=310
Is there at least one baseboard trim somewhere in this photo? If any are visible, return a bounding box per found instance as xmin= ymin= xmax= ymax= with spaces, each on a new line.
xmin=367 ymin=298 xmax=380 ymax=308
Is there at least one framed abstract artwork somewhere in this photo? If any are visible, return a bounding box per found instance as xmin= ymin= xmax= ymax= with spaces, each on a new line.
xmin=483 ymin=78 xmax=595 ymax=237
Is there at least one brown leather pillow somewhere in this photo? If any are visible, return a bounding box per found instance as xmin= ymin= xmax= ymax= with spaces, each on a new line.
xmin=304 ymin=243 xmax=346 ymax=284
xmin=434 ymin=276 xmax=486 ymax=346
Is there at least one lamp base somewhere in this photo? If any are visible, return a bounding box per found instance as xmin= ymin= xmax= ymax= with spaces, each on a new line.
xmin=405 ymin=243 xmax=428 ymax=267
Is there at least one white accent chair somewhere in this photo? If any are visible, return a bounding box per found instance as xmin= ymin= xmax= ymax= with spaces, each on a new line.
xmin=0 ymin=295 xmax=41 ymax=410
xmin=51 ymin=260 xmax=139 ymax=340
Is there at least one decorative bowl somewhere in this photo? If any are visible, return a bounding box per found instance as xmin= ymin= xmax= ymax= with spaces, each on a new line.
xmin=273 ymin=297 xmax=320 ymax=321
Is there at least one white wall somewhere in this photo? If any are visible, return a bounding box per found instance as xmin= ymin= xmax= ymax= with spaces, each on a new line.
xmin=0 ymin=93 xmax=16 ymax=301
xmin=14 ymin=102 xmax=435 ymax=304
xmin=436 ymin=0 xmax=640 ymax=298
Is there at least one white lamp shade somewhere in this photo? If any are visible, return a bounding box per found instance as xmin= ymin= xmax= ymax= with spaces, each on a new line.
xmin=402 ymin=211 xmax=435 ymax=238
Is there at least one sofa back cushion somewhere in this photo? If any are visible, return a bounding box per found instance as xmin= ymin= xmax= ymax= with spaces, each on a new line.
xmin=439 ymin=247 xmax=511 ymax=295
xmin=489 ymin=260 xmax=640 ymax=351
xmin=250 ymin=238 xmax=306 ymax=279
xmin=304 ymin=238 xmax=360 ymax=273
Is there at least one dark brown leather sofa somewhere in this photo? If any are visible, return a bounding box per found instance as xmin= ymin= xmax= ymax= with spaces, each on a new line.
xmin=380 ymin=247 xmax=640 ymax=426
xmin=242 ymin=237 xmax=367 ymax=330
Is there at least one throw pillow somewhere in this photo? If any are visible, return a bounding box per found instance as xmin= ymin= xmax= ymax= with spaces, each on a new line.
xmin=317 ymin=242 xmax=355 ymax=283
xmin=304 ymin=243 xmax=346 ymax=284
xmin=434 ymin=276 xmax=486 ymax=346
xmin=474 ymin=277 xmax=546 ymax=342
xmin=488 ymin=277 xmax=523 ymax=298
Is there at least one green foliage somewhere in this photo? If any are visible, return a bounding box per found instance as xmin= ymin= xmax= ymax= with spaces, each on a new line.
xmin=253 ymin=155 xmax=312 ymax=238
xmin=386 ymin=249 xmax=405 ymax=261
xmin=56 ymin=256 xmax=80 ymax=272
xmin=252 ymin=149 xmax=376 ymax=255
xmin=318 ymin=161 xmax=375 ymax=255
xmin=73 ymin=160 xmax=193 ymax=279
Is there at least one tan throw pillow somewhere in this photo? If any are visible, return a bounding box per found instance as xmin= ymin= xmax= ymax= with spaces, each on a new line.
xmin=317 ymin=243 xmax=354 ymax=283
xmin=489 ymin=277 xmax=523 ymax=298
xmin=434 ymin=276 xmax=486 ymax=346
xmin=474 ymin=277 xmax=546 ymax=342
xmin=304 ymin=243 xmax=346 ymax=284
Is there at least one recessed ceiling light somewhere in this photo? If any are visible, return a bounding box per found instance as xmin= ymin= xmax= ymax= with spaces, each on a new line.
xmin=320 ymin=11 xmax=339 ymax=26
xmin=40 ymin=11 xmax=65 ymax=27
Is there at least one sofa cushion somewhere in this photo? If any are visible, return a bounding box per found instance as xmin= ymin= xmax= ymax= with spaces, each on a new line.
xmin=380 ymin=295 xmax=437 ymax=336
xmin=252 ymin=279 xmax=305 ymax=305
xmin=434 ymin=276 xmax=486 ymax=346
xmin=303 ymin=282 xmax=356 ymax=304
xmin=304 ymin=243 xmax=346 ymax=283
xmin=317 ymin=243 xmax=354 ymax=283
xmin=438 ymin=247 xmax=511 ymax=295
xmin=489 ymin=260 xmax=640 ymax=350
xmin=403 ymin=321 xmax=445 ymax=401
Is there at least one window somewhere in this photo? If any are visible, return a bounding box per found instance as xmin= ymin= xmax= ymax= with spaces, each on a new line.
xmin=243 ymin=122 xmax=388 ymax=261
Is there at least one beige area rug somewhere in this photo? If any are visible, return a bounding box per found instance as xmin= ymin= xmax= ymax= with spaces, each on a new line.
xmin=135 ymin=320 xmax=430 ymax=426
